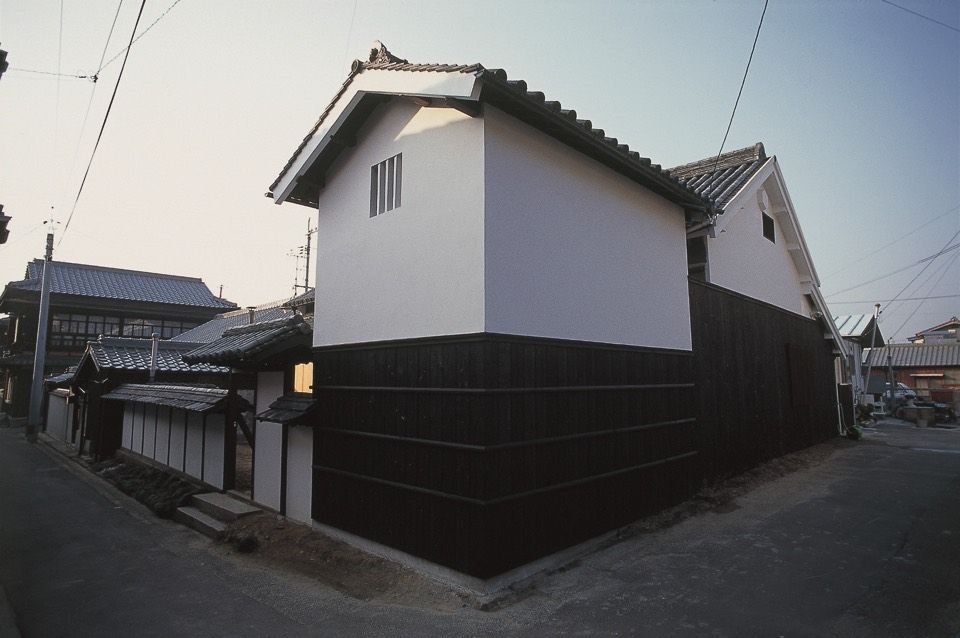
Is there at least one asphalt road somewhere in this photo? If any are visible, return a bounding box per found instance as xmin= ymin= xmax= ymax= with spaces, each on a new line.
xmin=1 ymin=420 xmax=958 ymax=637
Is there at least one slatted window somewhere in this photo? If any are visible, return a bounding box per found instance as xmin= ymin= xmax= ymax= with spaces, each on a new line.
xmin=762 ymin=212 xmax=775 ymax=243
xmin=370 ymin=153 xmax=402 ymax=217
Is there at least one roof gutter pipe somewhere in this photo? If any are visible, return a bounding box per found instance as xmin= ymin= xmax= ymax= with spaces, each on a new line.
xmin=149 ymin=333 xmax=159 ymax=383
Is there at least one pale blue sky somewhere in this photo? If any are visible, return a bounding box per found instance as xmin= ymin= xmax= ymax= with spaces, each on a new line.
xmin=0 ymin=0 xmax=957 ymax=340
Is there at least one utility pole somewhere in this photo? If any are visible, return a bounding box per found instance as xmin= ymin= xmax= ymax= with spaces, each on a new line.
xmin=863 ymin=303 xmax=881 ymax=408
xmin=290 ymin=219 xmax=317 ymax=293
xmin=26 ymin=232 xmax=54 ymax=442
xmin=886 ymin=338 xmax=895 ymax=412
xmin=303 ymin=218 xmax=313 ymax=291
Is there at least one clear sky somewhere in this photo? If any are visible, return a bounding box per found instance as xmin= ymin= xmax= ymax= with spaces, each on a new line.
xmin=0 ymin=0 xmax=957 ymax=341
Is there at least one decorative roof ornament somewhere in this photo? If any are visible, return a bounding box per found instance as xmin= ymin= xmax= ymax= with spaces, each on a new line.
xmin=367 ymin=40 xmax=408 ymax=65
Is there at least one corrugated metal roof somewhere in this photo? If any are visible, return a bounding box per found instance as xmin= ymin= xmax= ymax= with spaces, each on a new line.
xmin=863 ymin=343 xmax=960 ymax=368
xmin=668 ymin=144 xmax=768 ymax=210
xmin=269 ymin=42 xmax=714 ymax=214
xmin=256 ymin=392 xmax=318 ymax=425
xmin=101 ymin=383 xmax=248 ymax=413
xmin=171 ymin=300 xmax=294 ymax=344
xmin=87 ymin=337 xmax=229 ymax=374
xmin=833 ymin=315 xmax=871 ymax=338
xmin=182 ymin=315 xmax=311 ymax=366
xmin=10 ymin=260 xmax=235 ymax=309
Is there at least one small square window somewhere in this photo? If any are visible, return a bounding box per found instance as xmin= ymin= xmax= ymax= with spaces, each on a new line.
xmin=370 ymin=153 xmax=402 ymax=217
xmin=762 ymin=212 xmax=775 ymax=243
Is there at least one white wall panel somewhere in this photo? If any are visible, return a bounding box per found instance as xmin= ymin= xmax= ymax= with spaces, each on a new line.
xmin=131 ymin=403 xmax=143 ymax=453
xmin=122 ymin=402 xmax=134 ymax=450
xmin=168 ymin=409 xmax=187 ymax=472
xmin=184 ymin=412 xmax=204 ymax=480
xmin=154 ymin=407 xmax=171 ymax=465
xmin=141 ymin=404 xmax=157 ymax=460
xmin=313 ymin=101 xmax=485 ymax=346
xmin=203 ymin=419 xmax=225 ymax=490
xmin=285 ymin=426 xmax=314 ymax=523
xmin=254 ymin=421 xmax=283 ymax=511
xmin=483 ymin=106 xmax=692 ymax=350
xmin=256 ymin=372 xmax=285 ymax=414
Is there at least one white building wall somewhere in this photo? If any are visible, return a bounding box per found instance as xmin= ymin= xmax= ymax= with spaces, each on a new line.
xmin=142 ymin=405 xmax=157 ymax=460
xmin=45 ymin=392 xmax=70 ymax=443
xmin=202 ymin=419 xmax=225 ymax=490
xmin=254 ymin=422 xmax=283 ymax=511
xmin=256 ymin=372 xmax=286 ymax=414
xmin=168 ymin=409 xmax=187 ymax=472
xmin=184 ymin=412 xmax=204 ymax=479
xmin=154 ymin=407 xmax=171 ymax=466
xmin=708 ymin=189 xmax=811 ymax=316
xmin=122 ymin=402 xmax=135 ymax=450
xmin=131 ymin=403 xmax=143 ymax=453
xmin=285 ymin=426 xmax=313 ymax=523
xmin=313 ymin=100 xmax=486 ymax=346
xmin=483 ymin=106 xmax=692 ymax=350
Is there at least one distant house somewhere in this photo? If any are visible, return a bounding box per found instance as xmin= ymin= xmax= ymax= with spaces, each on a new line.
xmin=864 ymin=342 xmax=960 ymax=394
xmin=266 ymin=42 xmax=845 ymax=580
xmin=908 ymin=316 xmax=959 ymax=344
xmin=68 ymin=336 xmax=231 ymax=458
xmin=833 ymin=314 xmax=884 ymax=404
xmin=183 ymin=290 xmax=314 ymax=518
xmin=0 ymin=260 xmax=235 ymax=418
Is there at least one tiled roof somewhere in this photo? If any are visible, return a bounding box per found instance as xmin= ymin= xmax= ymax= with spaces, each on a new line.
xmin=283 ymin=288 xmax=315 ymax=310
xmin=171 ymin=301 xmax=294 ymax=344
xmin=256 ymin=392 xmax=318 ymax=425
xmin=44 ymin=370 xmax=76 ymax=387
xmin=9 ymin=260 xmax=235 ymax=309
xmin=182 ymin=315 xmax=312 ymax=366
xmin=87 ymin=337 xmax=229 ymax=374
xmin=101 ymin=383 xmax=249 ymax=413
xmin=668 ymin=143 xmax=769 ymax=210
xmin=863 ymin=343 xmax=960 ymax=368
xmin=911 ymin=316 xmax=959 ymax=339
xmin=269 ymin=42 xmax=714 ymax=214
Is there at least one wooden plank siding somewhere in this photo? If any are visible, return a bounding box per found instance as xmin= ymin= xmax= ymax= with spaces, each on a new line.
xmin=689 ymin=280 xmax=838 ymax=480
xmin=311 ymin=334 xmax=698 ymax=578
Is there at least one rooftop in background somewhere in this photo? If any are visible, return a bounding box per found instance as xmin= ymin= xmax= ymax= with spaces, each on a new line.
xmin=84 ymin=337 xmax=230 ymax=374
xmin=4 ymin=260 xmax=236 ymax=309
xmin=668 ymin=143 xmax=770 ymax=211
xmin=182 ymin=314 xmax=312 ymax=367
xmin=101 ymin=383 xmax=249 ymax=413
xmin=909 ymin=316 xmax=959 ymax=344
xmin=833 ymin=314 xmax=884 ymax=348
xmin=171 ymin=296 xmax=300 ymax=344
xmin=863 ymin=342 xmax=960 ymax=368
xmin=269 ymin=42 xmax=714 ymax=216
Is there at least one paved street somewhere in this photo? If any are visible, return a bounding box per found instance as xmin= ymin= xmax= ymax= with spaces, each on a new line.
xmin=1 ymin=420 xmax=959 ymax=637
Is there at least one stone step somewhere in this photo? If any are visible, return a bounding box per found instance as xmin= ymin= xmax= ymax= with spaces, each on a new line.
xmin=190 ymin=492 xmax=261 ymax=522
xmin=173 ymin=505 xmax=226 ymax=539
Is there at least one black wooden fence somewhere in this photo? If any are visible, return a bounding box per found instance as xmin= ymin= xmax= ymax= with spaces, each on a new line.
xmin=689 ymin=280 xmax=839 ymax=480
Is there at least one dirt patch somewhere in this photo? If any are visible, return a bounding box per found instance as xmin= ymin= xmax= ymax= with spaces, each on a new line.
xmin=219 ymin=515 xmax=469 ymax=611
xmin=92 ymin=458 xmax=201 ymax=518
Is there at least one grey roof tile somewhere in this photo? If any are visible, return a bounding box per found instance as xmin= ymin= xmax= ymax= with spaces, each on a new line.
xmin=256 ymin=392 xmax=318 ymax=425
xmin=87 ymin=337 xmax=229 ymax=374
xmin=182 ymin=315 xmax=312 ymax=366
xmin=11 ymin=260 xmax=235 ymax=309
xmin=269 ymin=42 xmax=714 ymax=213
xmin=101 ymin=383 xmax=249 ymax=413
xmin=668 ymin=143 xmax=769 ymax=210
xmin=863 ymin=343 xmax=960 ymax=368
xmin=171 ymin=302 xmax=294 ymax=344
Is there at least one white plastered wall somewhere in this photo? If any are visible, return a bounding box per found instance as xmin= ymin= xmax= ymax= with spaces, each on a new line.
xmin=285 ymin=426 xmax=314 ymax=523
xmin=254 ymin=371 xmax=286 ymax=509
xmin=707 ymin=174 xmax=813 ymax=317
xmin=483 ymin=106 xmax=692 ymax=350
xmin=45 ymin=392 xmax=70 ymax=442
xmin=312 ymin=100 xmax=485 ymax=346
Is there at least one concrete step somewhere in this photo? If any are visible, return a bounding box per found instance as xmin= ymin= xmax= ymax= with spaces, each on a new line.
xmin=190 ymin=492 xmax=261 ymax=522
xmin=173 ymin=505 xmax=226 ymax=539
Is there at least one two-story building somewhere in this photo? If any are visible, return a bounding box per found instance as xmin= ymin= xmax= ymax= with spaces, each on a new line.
xmin=0 ymin=259 xmax=236 ymax=418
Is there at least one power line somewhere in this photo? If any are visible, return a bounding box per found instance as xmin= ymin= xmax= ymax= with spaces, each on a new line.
xmin=711 ymin=0 xmax=769 ymax=172
xmin=59 ymin=0 xmax=147 ymax=247
xmin=888 ymin=250 xmax=960 ymax=339
xmin=879 ymin=227 xmax=960 ymax=315
xmin=8 ymin=67 xmax=92 ymax=79
xmin=825 ymin=241 xmax=960 ymax=297
xmin=829 ymin=294 xmax=960 ymax=304
xmin=96 ymin=0 xmax=184 ymax=74
xmin=880 ymin=0 xmax=960 ymax=33
xmin=823 ymin=203 xmax=960 ymax=278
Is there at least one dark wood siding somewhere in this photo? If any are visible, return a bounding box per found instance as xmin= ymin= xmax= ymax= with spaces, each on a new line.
xmin=689 ymin=280 xmax=838 ymax=479
xmin=311 ymin=334 xmax=698 ymax=578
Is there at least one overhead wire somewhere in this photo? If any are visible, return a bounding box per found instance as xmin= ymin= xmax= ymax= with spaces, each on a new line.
xmin=880 ymin=0 xmax=960 ymax=33
xmin=59 ymin=0 xmax=147 ymax=248
xmin=878 ymin=227 xmax=960 ymax=315
xmin=888 ymin=249 xmax=960 ymax=339
xmin=96 ymin=0 xmax=183 ymax=75
xmin=825 ymin=241 xmax=960 ymax=297
xmin=711 ymin=0 xmax=769 ymax=172
xmin=829 ymin=294 xmax=960 ymax=304
xmin=823 ymin=203 xmax=960 ymax=278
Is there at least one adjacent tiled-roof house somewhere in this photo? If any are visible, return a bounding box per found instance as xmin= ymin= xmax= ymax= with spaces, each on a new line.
xmin=833 ymin=314 xmax=885 ymax=403
xmin=864 ymin=342 xmax=960 ymax=393
xmin=0 ymin=260 xmax=236 ymax=418
xmin=265 ymin=42 xmax=845 ymax=581
xmin=908 ymin=316 xmax=959 ymax=344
